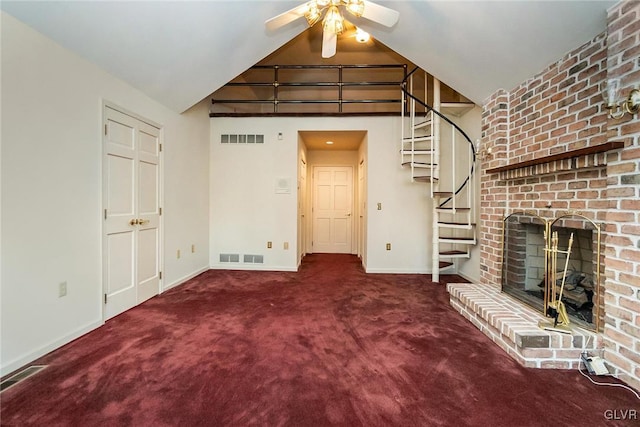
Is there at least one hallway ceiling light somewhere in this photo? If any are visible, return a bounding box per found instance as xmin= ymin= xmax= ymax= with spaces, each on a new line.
xmin=325 ymin=141 xmax=335 ymax=145
xmin=355 ymin=27 xmax=370 ymax=43
xmin=265 ymin=0 xmax=399 ymax=58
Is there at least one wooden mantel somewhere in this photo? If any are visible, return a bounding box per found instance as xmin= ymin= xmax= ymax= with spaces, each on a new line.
xmin=486 ymin=141 xmax=625 ymax=175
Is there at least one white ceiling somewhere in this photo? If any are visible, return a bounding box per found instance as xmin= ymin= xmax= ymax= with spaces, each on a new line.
xmin=300 ymin=130 xmax=366 ymax=150
xmin=1 ymin=0 xmax=616 ymax=113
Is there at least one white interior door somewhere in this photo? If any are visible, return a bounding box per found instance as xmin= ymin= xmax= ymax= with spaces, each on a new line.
xmin=312 ymin=166 xmax=353 ymax=253
xmin=103 ymin=106 xmax=161 ymax=320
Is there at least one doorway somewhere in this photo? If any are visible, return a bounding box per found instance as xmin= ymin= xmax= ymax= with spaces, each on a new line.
xmin=102 ymin=105 xmax=162 ymax=320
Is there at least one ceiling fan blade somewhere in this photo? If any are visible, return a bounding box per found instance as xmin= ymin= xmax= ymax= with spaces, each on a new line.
xmin=361 ymin=0 xmax=400 ymax=27
xmin=265 ymin=4 xmax=308 ymax=31
xmin=322 ymin=28 xmax=338 ymax=58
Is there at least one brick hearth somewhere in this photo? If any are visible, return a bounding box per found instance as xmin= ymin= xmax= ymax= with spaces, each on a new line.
xmin=448 ymin=283 xmax=600 ymax=369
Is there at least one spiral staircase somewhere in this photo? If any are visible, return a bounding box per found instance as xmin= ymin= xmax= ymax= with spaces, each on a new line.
xmin=400 ymin=68 xmax=478 ymax=282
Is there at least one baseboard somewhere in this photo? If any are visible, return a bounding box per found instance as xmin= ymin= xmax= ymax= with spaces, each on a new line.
xmin=1 ymin=319 xmax=103 ymax=377
xmin=365 ymin=267 xmax=432 ymax=274
xmin=163 ymin=266 xmax=209 ymax=292
xmin=209 ymin=263 xmax=298 ymax=272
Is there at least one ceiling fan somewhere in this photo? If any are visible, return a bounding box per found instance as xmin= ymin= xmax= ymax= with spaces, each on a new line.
xmin=265 ymin=0 xmax=400 ymax=58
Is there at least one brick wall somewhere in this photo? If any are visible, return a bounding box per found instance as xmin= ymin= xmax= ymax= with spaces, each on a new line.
xmin=479 ymin=90 xmax=509 ymax=286
xmin=509 ymin=33 xmax=608 ymax=163
xmin=479 ymin=0 xmax=640 ymax=390
xmin=602 ymin=0 xmax=640 ymax=392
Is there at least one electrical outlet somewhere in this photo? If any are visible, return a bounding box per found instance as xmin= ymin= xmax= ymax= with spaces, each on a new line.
xmin=177 ymin=249 xmax=181 ymax=259
xmin=386 ymin=243 xmax=391 ymax=251
xmin=191 ymin=244 xmax=195 ymax=253
xmin=284 ymin=242 xmax=289 ymax=250
xmin=267 ymin=241 xmax=272 ymax=249
xmin=58 ymin=281 xmax=67 ymax=298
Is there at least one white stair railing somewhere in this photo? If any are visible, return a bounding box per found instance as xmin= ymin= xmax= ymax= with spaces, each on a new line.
xmin=400 ymin=68 xmax=477 ymax=282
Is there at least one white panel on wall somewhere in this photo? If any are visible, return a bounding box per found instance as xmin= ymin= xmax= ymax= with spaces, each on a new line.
xmin=107 ymin=232 xmax=134 ymax=294
xmin=138 ymin=228 xmax=159 ymax=282
xmin=107 ymin=155 xmax=135 ymax=215
xmin=139 ymin=161 xmax=158 ymax=214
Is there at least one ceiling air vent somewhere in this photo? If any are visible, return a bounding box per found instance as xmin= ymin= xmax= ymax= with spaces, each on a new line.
xmin=221 ymin=134 xmax=264 ymax=144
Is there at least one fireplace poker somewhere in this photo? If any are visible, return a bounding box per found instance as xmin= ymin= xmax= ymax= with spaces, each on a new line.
xmin=539 ymin=231 xmax=574 ymax=334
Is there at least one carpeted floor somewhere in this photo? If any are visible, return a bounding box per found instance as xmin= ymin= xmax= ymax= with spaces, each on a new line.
xmin=1 ymin=254 xmax=638 ymax=426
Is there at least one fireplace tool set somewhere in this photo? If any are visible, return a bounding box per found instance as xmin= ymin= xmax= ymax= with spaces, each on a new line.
xmin=539 ymin=231 xmax=574 ymax=334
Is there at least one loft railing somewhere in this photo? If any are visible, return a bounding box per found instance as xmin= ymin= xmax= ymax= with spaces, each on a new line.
xmin=211 ymin=64 xmax=407 ymax=116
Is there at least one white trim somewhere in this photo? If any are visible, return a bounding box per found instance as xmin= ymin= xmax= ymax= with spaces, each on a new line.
xmin=162 ymin=266 xmax=209 ymax=292
xmin=0 ymin=320 xmax=103 ymax=377
xmin=310 ymin=164 xmax=356 ymax=255
xmin=102 ymin=100 xmax=162 ymax=130
xmin=210 ymin=264 xmax=298 ymax=272
xmin=365 ymin=267 xmax=433 ymax=274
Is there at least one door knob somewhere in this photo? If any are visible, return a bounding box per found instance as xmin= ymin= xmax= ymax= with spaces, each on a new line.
xmin=129 ymin=219 xmax=139 ymax=226
xmin=138 ymin=219 xmax=150 ymax=225
xmin=346 ymin=213 xmax=351 ymax=217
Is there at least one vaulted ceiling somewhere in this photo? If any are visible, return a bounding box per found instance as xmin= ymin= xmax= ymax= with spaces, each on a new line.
xmin=1 ymin=1 xmax=616 ymax=113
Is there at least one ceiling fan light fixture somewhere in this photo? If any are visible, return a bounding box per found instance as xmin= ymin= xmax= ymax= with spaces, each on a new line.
xmin=304 ymin=1 xmax=322 ymax=26
xmin=323 ymin=5 xmax=345 ymax=35
xmin=345 ymin=0 xmax=365 ymax=17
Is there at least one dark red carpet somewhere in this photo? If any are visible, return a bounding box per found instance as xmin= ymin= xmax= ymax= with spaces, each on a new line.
xmin=1 ymin=254 xmax=638 ymax=426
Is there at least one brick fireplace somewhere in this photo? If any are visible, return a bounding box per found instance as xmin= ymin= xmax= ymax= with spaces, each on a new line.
xmin=502 ymin=212 xmax=602 ymax=331
xmin=449 ymin=1 xmax=640 ymax=391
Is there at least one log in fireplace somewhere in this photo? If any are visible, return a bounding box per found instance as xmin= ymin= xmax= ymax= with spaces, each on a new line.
xmin=501 ymin=211 xmax=603 ymax=331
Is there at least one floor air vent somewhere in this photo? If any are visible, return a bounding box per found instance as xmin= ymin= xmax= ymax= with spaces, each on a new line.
xmin=1 ymin=365 xmax=47 ymax=392
xmin=221 ymin=134 xmax=264 ymax=144
xmin=244 ymin=254 xmax=264 ymax=264
xmin=220 ymin=253 xmax=240 ymax=263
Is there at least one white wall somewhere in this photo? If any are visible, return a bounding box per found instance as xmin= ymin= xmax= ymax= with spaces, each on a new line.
xmin=358 ymin=135 xmax=369 ymax=267
xmin=456 ymin=106 xmax=483 ymax=282
xmin=0 ymin=12 xmax=210 ymax=375
xmin=210 ymin=116 xmax=436 ymax=273
xmin=209 ymin=118 xmax=299 ymax=271
xmin=297 ymin=139 xmax=308 ymax=265
xmin=365 ymin=117 xmax=434 ymax=273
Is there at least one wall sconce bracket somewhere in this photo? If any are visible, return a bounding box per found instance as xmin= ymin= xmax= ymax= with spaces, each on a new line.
xmin=602 ymin=79 xmax=640 ymax=119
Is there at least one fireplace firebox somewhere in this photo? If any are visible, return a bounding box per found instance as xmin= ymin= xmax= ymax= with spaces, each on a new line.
xmin=501 ymin=211 xmax=602 ymax=331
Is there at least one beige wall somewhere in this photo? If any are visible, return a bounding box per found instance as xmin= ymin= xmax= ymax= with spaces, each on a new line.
xmin=1 ymin=12 xmax=211 ymax=375
xmin=209 ymin=116 xmax=457 ymax=274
